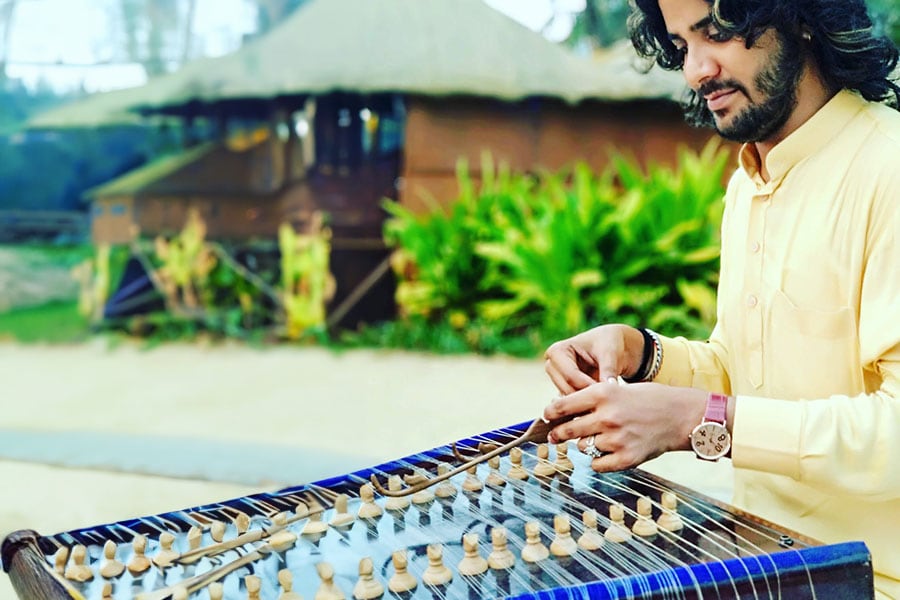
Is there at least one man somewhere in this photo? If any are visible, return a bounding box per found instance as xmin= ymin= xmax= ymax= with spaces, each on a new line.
xmin=541 ymin=0 xmax=900 ymax=597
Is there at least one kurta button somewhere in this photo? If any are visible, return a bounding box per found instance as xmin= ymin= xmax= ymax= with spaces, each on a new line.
xmin=751 ymin=241 xmax=761 ymax=253
xmin=747 ymin=295 xmax=758 ymax=307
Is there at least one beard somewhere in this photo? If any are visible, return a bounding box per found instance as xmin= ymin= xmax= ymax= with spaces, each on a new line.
xmin=686 ymin=33 xmax=804 ymax=143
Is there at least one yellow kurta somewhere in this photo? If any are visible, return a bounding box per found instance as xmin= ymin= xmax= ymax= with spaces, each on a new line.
xmin=654 ymin=90 xmax=900 ymax=598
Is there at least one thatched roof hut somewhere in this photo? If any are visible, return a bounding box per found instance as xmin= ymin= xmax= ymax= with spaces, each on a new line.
xmin=31 ymin=0 xmax=685 ymax=129
xmin=37 ymin=0 xmax=716 ymax=327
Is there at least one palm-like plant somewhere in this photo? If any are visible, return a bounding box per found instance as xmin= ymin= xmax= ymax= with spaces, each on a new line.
xmin=382 ymin=140 xmax=731 ymax=354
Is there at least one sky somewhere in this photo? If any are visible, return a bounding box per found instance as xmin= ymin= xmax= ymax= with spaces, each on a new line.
xmin=5 ymin=0 xmax=586 ymax=93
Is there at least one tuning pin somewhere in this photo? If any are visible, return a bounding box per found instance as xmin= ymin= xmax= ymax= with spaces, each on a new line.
xmin=577 ymin=509 xmax=605 ymax=551
xmin=127 ymin=534 xmax=151 ymax=576
xmin=233 ymin=511 xmax=251 ymax=534
xmin=521 ymin=521 xmax=549 ymax=563
xmin=172 ymin=585 xmax=189 ymax=600
xmin=358 ymin=483 xmax=384 ymax=521
xmin=550 ymin=514 xmax=578 ymax=557
xmin=507 ymin=446 xmax=529 ymax=481
xmin=301 ymin=511 xmax=329 ymax=536
xmin=388 ymin=550 xmax=418 ymax=594
xmin=462 ymin=466 xmax=483 ymax=493
xmin=554 ymin=442 xmax=575 ymax=473
xmin=99 ymin=540 xmax=125 ymax=578
xmin=180 ymin=526 xmax=203 ymax=565
xmin=268 ymin=529 xmax=298 ymax=553
xmin=385 ymin=475 xmax=411 ymax=512
xmin=457 ymin=532 xmax=488 ymax=576
xmin=245 ymin=574 xmax=261 ymax=600
xmin=208 ymin=582 xmax=224 ymax=600
xmin=434 ymin=464 xmax=458 ymax=499
xmin=64 ymin=544 xmax=93 ymax=583
xmin=487 ymin=526 xmax=516 ymax=570
xmin=422 ymin=544 xmax=453 ymax=587
xmin=353 ymin=556 xmax=384 ymax=600
xmin=532 ymin=444 xmax=556 ymax=478
xmin=53 ymin=547 xmax=69 ymax=576
xmin=485 ymin=456 xmax=506 ymax=489
xmin=632 ymin=496 xmax=659 ymax=537
xmin=605 ymin=503 xmax=633 ymax=543
xmin=152 ymin=532 xmax=179 ymax=569
xmin=657 ymin=491 xmax=684 ymax=532
xmin=210 ymin=520 xmax=227 ymax=543
xmin=412 ymin=484 xmax=435 ymax=507
xmin=330 ymin=493 xmax=356 ymax=528
xmin=315 ymin=562 xmax=345 ymax=600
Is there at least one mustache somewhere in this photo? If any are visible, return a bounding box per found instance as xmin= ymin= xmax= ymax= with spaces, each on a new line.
xmin=697 ymin=79 xmax=749 ymax=98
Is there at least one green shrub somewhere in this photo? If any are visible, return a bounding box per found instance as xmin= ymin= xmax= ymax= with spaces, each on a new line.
xmin=378 ymin=140 xmax=730 ymax=356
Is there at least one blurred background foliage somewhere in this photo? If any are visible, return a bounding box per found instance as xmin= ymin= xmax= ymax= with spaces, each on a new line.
xmin=0 ymin=0 xmax=311 ymax=215
xmin=0 ymin=143 xmax=728 ymax=354
xmin=0 ymin=0 xmax=895 ymax=220
xmin=0 ymin=0 xmax=896 ymax=352
xmin=560 ymin=0 xmax=899 ymax=52
xmin=357 ymin=141 xmax=728 ymax=357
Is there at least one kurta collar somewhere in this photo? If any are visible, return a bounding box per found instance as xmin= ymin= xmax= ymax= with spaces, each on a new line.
xmin=738 ymin=90 xmax=866 ymax=185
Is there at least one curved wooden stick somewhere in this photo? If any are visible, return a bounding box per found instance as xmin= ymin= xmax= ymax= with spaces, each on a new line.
xmin=370 ymin=417 xmax=565 ymax=497
xmin=452 ymin=440 xmax=499 ymax=462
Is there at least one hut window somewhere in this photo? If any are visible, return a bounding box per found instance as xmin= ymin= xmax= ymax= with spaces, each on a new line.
xmin=294 ymin=115 xmax=310 ymax=138
xmin=314 ymin=95 xmax=364 ymax=172
xmin=276 ymin=122 xmax=291 ymax=141
xmin=379 ymin=114 xmax=403 ymax=155
xmin=92 ymin=205 xmax=104 ymax=216
xmin=110 ymin=204 xmax=127 ymax=216
xmin=361 ymin=108 xmax=377 ymax=157
xmin=338 ymin=108 xmax=352 ymax=128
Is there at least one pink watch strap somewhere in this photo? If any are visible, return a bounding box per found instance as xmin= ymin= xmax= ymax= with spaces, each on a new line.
xmin=706 ymin=393 xmax=728 ymax=424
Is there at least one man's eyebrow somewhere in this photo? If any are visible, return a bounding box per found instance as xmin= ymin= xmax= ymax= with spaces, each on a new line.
xmin=668 ymin=15 xmax=714 ymax=41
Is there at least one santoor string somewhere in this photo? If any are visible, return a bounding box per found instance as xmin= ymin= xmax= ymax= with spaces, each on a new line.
xmin=464 ymin=427 xmax=820 ymax=600
xmin=27 ymin=423 xmax=830 ymax=600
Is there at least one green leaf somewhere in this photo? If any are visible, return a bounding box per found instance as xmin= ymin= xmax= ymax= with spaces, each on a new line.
xmin=570 ymin=269 xmax=604 ymax=288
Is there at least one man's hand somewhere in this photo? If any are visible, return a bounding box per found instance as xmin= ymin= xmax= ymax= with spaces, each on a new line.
xmin=542 ymin=381 xmax=708 ymax=472
xmin=543 ymin=324 xmax=645 ymax=394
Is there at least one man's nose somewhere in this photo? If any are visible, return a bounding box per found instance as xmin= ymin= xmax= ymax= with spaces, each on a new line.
xmin=684 ymin=46 xmax=720 ymax=90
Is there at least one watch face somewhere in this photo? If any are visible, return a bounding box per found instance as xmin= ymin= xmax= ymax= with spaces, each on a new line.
xmin=691 ymin=422 xmax=731 ymax=460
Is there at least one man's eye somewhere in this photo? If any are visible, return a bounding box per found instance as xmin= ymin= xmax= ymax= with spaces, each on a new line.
xmin=707 ymin=29 xmax=732 ymax=42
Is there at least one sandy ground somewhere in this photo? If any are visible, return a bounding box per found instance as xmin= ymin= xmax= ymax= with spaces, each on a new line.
xmin=0 ymin=340 xmax=733 ymax=600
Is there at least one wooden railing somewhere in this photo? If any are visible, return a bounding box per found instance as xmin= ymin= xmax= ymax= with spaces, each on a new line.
xmin=0 ymin=210 xmax=89 ymax=242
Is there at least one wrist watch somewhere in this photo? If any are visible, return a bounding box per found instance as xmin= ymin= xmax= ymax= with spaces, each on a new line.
xmin=690 ymin=392 xmax=731 ymax=461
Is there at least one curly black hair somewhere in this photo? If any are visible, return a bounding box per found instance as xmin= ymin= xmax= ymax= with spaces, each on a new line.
xmin=629 ymin=0 xmax=900 ymax=124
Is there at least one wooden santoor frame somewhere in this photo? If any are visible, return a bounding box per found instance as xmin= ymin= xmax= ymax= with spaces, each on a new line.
xmin=2 ymin=419 xmax=873 ymax=600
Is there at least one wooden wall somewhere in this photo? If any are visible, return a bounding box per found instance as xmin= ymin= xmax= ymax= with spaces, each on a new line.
xmin=400 ymin=95 xmax=729 ymax=213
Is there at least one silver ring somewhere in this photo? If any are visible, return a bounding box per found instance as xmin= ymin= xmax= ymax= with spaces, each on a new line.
xmin=582 ymin=435 xmax=603 ymax=459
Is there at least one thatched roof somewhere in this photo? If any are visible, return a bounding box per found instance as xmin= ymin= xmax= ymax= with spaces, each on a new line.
xmin=83 ymin=143 xmax=215 ymax=198
xmin=29 ymin=0 xmax=685 ymax=128
xmin=137 ymin=0 xmax=683 ymax=108
xmin=28 ymin=87 xmax=152 ymax=129
xmin=27 ymin=57 xmax=221 ymax=129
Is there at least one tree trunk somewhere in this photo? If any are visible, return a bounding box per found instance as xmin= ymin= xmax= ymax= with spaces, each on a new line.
xmin=180 ymin=0 xmax=197 ymax=65
xmin=0 ymin=0 xmax=18 ymax=83
xmin=583 ymin=0 xmax=605 ymax=49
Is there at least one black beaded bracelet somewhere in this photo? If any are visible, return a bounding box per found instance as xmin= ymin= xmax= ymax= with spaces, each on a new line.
xmin=623 ymin=327 xmax=654 ymax=383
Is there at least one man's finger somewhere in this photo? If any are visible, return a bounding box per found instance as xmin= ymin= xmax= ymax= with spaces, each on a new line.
xmin=546 ymin=361 xmax=596 ymax=394
xmin=543 ymin=388 xmax=599 ymax=424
